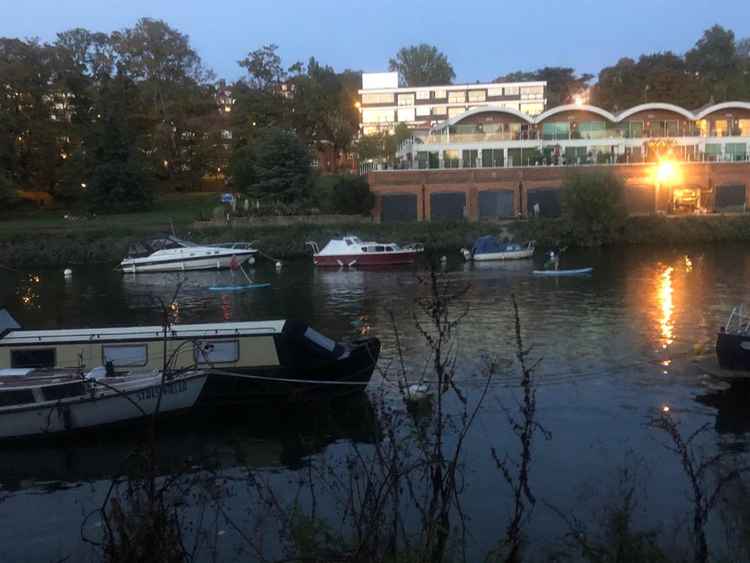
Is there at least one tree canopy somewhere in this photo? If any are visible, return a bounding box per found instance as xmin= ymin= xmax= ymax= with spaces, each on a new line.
xmin=388 ymin=44 xmax=455 ymax=87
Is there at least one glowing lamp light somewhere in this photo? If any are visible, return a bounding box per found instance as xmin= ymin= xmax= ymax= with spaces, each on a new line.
xmin=655 ymin=160 xmax=679 ymax=185
xmin=662 ymin=405 xmax=670 ymax=413
xmin=573 ymin=96 xmax=584 ymax=106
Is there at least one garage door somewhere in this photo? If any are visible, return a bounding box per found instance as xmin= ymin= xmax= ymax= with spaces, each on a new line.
xmin=430 ymin=192 xmax=466 ymax=221
xmin=381 ymin=194 xmax=417 ymax=223
xmin=715 ymin=185 xmax=746 ymax=211
xmin=527 ymin=188 xmax=561 ymax=218
xmin=479 ymin=191 xmax=514 ymax=219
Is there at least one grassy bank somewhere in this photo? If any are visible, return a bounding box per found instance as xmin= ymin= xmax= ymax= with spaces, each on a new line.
xmin=2 ymin=213 xmax=750 ymax=267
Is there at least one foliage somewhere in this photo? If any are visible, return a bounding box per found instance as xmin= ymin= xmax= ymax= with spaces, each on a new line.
xmin=87 ymin=159 xmax=155 ymax=213
xmin=328 ymin=174 xmax=374 ymax=215
xmin=592 ymin=25 xmax=750 ymax=110
xmin=0 ymin=170 xmax=17 ymax=208
xmin=496 ymin=67 xmax=593 ymax=107
xmin=561 ymin=170 xmax=627 ymax=246
xmin=389 ymin=43 xmax=455 ymax=87
xmin=231 ymin=127 xmax=311 ymax=203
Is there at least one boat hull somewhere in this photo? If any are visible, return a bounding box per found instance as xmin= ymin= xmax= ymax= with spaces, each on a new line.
xmin=0 ymin=373 xmax=206 ymax=440
xmin=532 ymin=268 xmax=593 ymax=276
xmin=197 ymin=337 xmax=380 ymax=404
xmin=314 ymin=252 xmax=419 ymax=267
xmin=120 ymin=252 xmax=255 ymax=273
xmin=716 ymin=332 xmax=750 ymax=370
xmin=473 ymin=248 xmax=535 ymax=261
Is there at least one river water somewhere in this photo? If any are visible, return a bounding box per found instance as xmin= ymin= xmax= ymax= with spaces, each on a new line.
xmin=1 ymin=244 xmax=749 ymax=561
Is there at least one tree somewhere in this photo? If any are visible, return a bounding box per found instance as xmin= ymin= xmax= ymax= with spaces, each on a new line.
xmin=329 ymin=175 xmax=374 ymax=215
xmin=561 ymin=170 xmax=627 ymax=246
xmin=496 ymin=67 xmax=592 ymax=107
xmin=87 ymin=159 xmax=154 ymax=212
xmin=686 ymin=25 xmax=742 ymax=102
xmin=232 ymin=128 xmax=311 ymax=203
xmin=0 ymin=170 xmax=17 ymax=208
xmin=388 ymin=44 xmax=455 ymax=87
xmin=239 ymin=44 xmax=286 ymax=91
xmin=591 ymin=53 xmax=703 ymax=111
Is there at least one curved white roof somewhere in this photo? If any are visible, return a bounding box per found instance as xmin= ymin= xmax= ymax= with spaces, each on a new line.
xmin=432 ymin=105 xmax=534 ymax=132
xmin=535 ymin=104 xmax=617 ymax=123
xmin=615 ymin=103 xmax=695 ymax=122
xmin=694 ymin=101 xmax=750 ymax=120
xmin=429 ymin=101 xmax=750 ymax=132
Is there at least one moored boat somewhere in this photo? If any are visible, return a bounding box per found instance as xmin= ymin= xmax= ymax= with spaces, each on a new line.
xmin=531 ymin=267 xmax=593 ymax=276
xmin=307 ymin=236 xmax=422 ymax=267
xmin=0 ymin=368 xmax=207 ymax=440
xmin=0 ymin=309 xmax=380 ymax=404
xmin=716 ymin=306 xmax=750 ymax=370
xmin=120 ymin=235 xmax=257 ymax=273
xmin=461 ymin=237 xmax=535 ymax=261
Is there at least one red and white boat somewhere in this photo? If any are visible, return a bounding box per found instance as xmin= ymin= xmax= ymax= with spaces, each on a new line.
xmin=307 ymin=236 xmax=423 ymax=267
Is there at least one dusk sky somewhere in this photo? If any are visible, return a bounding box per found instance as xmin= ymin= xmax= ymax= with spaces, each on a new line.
xmin=2 ymin=0 xmax=750 ymax=83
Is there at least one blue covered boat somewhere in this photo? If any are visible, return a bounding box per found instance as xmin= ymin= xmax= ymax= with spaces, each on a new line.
xmin=461 ymin=236 xmax=535 ymax=261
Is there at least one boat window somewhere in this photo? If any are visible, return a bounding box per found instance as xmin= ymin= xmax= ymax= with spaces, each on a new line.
xmin=385 ymin=246 xmax=394 ymax=252
xmin=0 ymin=389 xmax=35 ymax=407
xmin=375 ymin=246 xmax=385 ymax=252
xmin=102 ymin=344 xmax=148 ymax=367
xmin=303 ymin=327 xmax=336 ymax=352
xmin=195 ymin=340 xmax=239 ymax=364
xmin=42 ymin=382 xmax=86 ymax=402
xmin=345 ymin=239 xmax=353 ymax=246
xmin=11 ymin=348 xmax=55 ymax=369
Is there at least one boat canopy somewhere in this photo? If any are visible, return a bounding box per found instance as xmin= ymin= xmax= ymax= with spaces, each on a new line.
xmin=127 ymin=236 xmax=196 ymax=258
xmin=472 ymin=236 xmax=523 ymax=255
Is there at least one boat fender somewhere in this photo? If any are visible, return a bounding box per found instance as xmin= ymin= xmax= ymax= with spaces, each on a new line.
xmin=64 ymin=268 xmax=72 ymax=277
xmin=85 ymin=366 xmax=107 ymax=381
xmin=275 ymin=261 xmax=283 ymax=269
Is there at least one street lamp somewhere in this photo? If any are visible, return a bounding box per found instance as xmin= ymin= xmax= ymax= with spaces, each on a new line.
xmin=653 ymin=159 xmax=681 ymax=214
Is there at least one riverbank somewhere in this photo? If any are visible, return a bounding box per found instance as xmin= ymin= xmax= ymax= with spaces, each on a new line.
xmin=2 ymin=213 xmax=750 ymax=267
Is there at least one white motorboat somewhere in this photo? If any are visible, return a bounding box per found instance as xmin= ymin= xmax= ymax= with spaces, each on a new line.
xmin=306 ymin=236 xmax=423 ymax=267
xmin=120 ymin=236 xmax=257 ymax=273
xmin=461 ymin=237 xmax=535 ymax=261
xmin=0 ymin=368 xmax=207 ymax=440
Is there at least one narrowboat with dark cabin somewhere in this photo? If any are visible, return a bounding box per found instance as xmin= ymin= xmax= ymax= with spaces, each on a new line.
xmin=0 ymin=309 xmax=380 ymax=405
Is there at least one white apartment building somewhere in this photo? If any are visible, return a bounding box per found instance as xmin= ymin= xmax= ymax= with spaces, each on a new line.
xmin=358 ymin=72 xmax=547 ymax=135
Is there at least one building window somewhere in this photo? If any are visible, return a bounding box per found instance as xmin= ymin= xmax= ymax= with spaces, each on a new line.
xmin=362 ymin=108 xmax=394 ymax=123
xmin=361 ymin=92 xmax=394 ymax=105
xmin=462 ymin=150 xmax=478 ymax=168
xmin=397 ymin=107 xmax=415 ymax=122
xmin=448 ymin=107 xmax=466 ymax=118
xmin=102 ymin=344 xmax=148 ymax=367
xmin=542 ymin=122 xmax=570 ymax=140
xmin=504 ymin=86 xmax=519 ymax=96
xmin=487 ymin=87 xmax=503 ymax=97
xmin=713 ymin=119 xmax=729 ymax=137
xmin=448 ymin=91 xmax=466 ymax=104
xmin=443 ymin=150 xmax=460 ymax=168
xmin=520 ymin=102 xmax=544 ymax=115
xmin=416 ymin=106 xmax=431 ymax=117
xmin=10 ymin=348 xmax=56 ymax=369
xmin=432 ymin=106 xmax=447 ymax=116
xmin=195 ymin=340 xmax=239 ymax=364
xmin=468 ymin=90 xmax=486 ymax=102
xmin=433 ymin=89 xmax=447 ymax=99
xmin=520 ymin=85 xmax=544 ymax=99
xmin=726 ymin=143 xmax=747 ymax=161
xmin=482 ymin=149 xmax=503 ymax=167
xmin=397 ymin=93 xmax=415 ymax=106
xmin=416 ymin=90 xmax=430 ymax=100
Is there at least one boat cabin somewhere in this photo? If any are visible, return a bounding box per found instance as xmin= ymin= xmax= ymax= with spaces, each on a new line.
xmin=126 ymin=236 xmax=197 ymax=258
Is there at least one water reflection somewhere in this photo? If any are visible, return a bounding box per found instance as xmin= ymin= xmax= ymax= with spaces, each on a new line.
xmin=0 ymin=393 xmax=379 ymax=491
xmin=658 ymin=265 xmax=674 ymax=349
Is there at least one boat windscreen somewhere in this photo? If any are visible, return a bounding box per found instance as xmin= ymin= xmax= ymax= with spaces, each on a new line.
xmin=0 ymin=309 xmax=21 ymax=336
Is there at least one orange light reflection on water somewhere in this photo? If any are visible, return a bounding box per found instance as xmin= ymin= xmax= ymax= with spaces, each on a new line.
xmin=658 ymin=266 xmax=674 ymax=349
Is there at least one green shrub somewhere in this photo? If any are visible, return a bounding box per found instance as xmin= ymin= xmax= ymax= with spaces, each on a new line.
xmin=329 ymin=175 xmax=374 ymax=215
xmin=561 ymin=170 xmax=627 ymax=246
xmin=0 ymin=171 xmax=17 ymax=208
xmin=87 ymin=159 xmax=155 ymax=213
